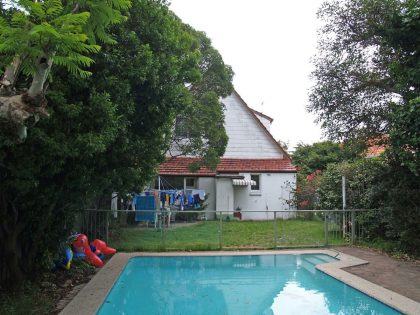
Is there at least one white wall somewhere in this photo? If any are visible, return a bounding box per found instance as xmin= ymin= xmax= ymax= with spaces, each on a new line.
xmin=233 ymin=172 xmax=296 ymax=220
xmin=222 ymin=94 xmax=284 ymax=158
xmin=215 ymin=178 xmax=234 ymax=214
xmin=198 ymin=177 xmax=216 ymax=219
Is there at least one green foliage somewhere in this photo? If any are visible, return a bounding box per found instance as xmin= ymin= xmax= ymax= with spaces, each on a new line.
xmin=0 ymin=0 xmax=130 ymax=86
xmin=292 ymin=140 xmax=365 ymax=209
xmin=375 ymin=163 xmax=420 ymax=254
xmin=292 ymin=140 xmax=362 ymax=176
xmin=170 ymin=27 xmax=233 ymax=169
xmin=387 ymin=97 xmax=420 ymax=176
xmin=308 ymin=0 xmax=419 ymax=255
xmin=309 ymin=0 xmax=419 ymax=140
xmin=315 ymin=158 xmax=385 ymax=210
xmin=313 ymin=157 xmax=419 ymax=255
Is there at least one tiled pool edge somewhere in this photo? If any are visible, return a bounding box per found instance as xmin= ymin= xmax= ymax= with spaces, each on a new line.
xmin=59 ymin=250 xmax=420 ymax=315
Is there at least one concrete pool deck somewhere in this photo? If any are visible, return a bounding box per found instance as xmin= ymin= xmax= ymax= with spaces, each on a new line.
xmin=60 ymin=249 xmax=420 ymax=315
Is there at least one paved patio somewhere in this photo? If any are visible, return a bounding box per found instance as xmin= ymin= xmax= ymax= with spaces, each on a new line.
xmin=335 ymin=246 xmax=420 ymax=303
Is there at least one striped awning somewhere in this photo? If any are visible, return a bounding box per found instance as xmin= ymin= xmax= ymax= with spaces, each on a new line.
xmin=232 ymin=179 xmax=257 ymax=186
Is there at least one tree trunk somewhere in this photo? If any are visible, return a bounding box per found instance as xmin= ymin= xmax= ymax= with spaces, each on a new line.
xmin=0 ymin=56 xmax=51 ymax=141
xmin=0 ymin=57 xmax=22 ymax=95
xmin=28 ymin=55 xmax=53 ymax=98
xmin=0 ymin=194 xmax=26 ymax=289
xmin=0 ymin=94 xmax=48 ymax=141
xmin=0 ymin=227 xmax=25 ymax=289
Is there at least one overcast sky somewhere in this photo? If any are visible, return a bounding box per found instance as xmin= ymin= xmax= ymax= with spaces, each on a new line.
xmin=169 ymin=0 xmax=326 ymax=149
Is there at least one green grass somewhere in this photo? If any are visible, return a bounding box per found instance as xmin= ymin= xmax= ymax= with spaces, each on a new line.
xmin=109 ymin=219 xmax=350 ymax=252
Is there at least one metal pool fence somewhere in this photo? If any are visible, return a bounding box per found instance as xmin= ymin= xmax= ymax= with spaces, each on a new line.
xmin=75 ymin=209 xmax=374 ymax=251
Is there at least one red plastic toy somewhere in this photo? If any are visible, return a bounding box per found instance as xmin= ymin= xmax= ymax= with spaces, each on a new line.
xmin=91 ymin=239 xmax=117 ymax=255
xmin=72 ymin=234 xmax=104 ymax=268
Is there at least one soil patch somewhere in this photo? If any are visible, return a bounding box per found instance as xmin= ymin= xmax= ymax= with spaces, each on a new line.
xmin=334 ymin=246 xmax=420 ymax=302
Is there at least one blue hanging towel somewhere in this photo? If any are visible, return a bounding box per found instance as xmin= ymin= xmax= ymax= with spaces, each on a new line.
xmin=187 ymin=194 xmax=193 ymax=206
xmin=134 ymin=195 xmax=156 ymax=222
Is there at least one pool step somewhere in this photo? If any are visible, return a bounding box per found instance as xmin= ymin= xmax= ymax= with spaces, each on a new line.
xmin=300 ymin=255 xmax=336 ymax=274
xmin=300 ymin=259 xmax=317 ymax=274
xmin=313 ymin=254 xmax=337 ymax=264
xmin=304 ymin=256 xmax=327 ymax=266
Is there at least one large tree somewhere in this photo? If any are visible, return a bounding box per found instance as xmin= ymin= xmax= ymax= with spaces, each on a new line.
xmin=169 ymin=27 xmax=233 ymax=169
xmin=0 ymin=0 xmax=233 ymax=288
xmin=309 ymin=0 xmax=419 ymax=252
xmin=309 ymin=0 xmax=419 ymax=141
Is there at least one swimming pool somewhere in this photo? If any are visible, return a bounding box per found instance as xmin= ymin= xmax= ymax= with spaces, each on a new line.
xmin=97 ymin=254 xmax=401 ymax=315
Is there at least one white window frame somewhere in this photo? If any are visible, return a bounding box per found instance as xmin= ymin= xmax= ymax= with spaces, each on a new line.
xmin=250 ymin=174 xmax=261 ymax=195
xmin=184 ymin=177 xmax=197 ymax=189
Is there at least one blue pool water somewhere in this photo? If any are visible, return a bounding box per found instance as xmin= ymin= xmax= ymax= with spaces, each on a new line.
xmin=97 ymin=254 xmax=401 ymax=315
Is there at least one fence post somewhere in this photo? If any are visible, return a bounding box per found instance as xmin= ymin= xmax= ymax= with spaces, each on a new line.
xmin=105 ymin=210 xmax=109 ymax=243
xmin=342 ymin=176 xmax=346 ymax=238
xmin=273 ymin=211 xmax=277 ymax=248
xmin=162 ymin=209 xmax=166 ymax=250
xmin=351 ymin=209 xmax=355 ymax=245
xmin=218 ymin=211 xmax=223 ymax=249
xmin=324 ymin=212 xmax=328 ymax=246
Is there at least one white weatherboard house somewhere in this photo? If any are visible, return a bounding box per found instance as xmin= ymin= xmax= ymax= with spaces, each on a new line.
xmin=159 ymin=90 xmax=296 ymax=220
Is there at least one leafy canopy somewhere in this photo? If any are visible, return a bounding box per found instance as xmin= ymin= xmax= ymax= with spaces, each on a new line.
xmin=309 ymin=0 xmax=419 ymax=140
xmin=0 ymin=0 xmax=130 ymax=78
xmin=292 ymin=140 xmax=362 ymax=176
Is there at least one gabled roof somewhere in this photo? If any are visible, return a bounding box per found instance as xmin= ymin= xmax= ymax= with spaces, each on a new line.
xmin=159 ymin=90 xmax=296 ymax=176
xmin=159 ymin=157 xmax=296 ymax=176
xmin=232 ymin=90 xmax=292 ymax=160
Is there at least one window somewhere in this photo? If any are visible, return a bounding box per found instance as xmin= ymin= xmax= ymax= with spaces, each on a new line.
xmin=185 ymin=177 xmax=197 ymax=189
xmin=174 ymin=116 xmax=190 ymax=138
xmin=250 ymin=174 xmax=260 ymax=191
xmin=156 ymin=176 xmax=184 ymax=190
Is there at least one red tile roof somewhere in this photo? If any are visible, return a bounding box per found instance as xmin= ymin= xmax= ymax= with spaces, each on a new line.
xmin=159 ymin=157 xmax=215 ymax=176
xmin=159 ymin=157 xmax=296 ymax=176
xmin=218 ymin=158 xmax=296 ymax=173
xmin=365 ymin=145 xmax=386 ymax=158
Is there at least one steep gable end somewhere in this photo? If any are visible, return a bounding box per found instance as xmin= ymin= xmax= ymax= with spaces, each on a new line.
xmin=222 ymin=91 xmax=286 ymax=159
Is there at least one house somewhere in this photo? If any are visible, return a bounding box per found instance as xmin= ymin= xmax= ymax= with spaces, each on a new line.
xmin=159 ymin=90 xmax=296 ymax=220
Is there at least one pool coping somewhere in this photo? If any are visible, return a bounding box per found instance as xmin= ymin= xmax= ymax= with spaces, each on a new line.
xmin=59 ymin=249 xmax=420 ymax=315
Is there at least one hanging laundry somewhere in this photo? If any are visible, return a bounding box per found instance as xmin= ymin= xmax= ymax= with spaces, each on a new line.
xmin=178 ymin=193 xmax=185 ymax=211
xmin=193 ymin=194 xmax=201 ymax=209
xmin=134 ymin=195 xmax=156 ymax=222
xmin=192 ymin=189 xmax=206 ymax=200
xmin=187 ymin=194 xmax=194 ymax=206
xmin=160 ymin=192 xmax=166 ymax=203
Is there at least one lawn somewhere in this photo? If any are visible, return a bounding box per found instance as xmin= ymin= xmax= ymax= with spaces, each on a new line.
xmin=109 ymin=218 xmax=350 ymax=251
